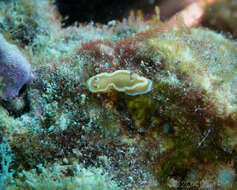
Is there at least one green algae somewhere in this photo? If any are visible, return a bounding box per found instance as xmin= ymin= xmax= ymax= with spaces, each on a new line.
xmin=203 ymin=0 xmax=237 ymax=38
xmin=126 ymin=95 xmax=155 ymax=130
xmin=0 ymin=0 xmax=237 ymax=189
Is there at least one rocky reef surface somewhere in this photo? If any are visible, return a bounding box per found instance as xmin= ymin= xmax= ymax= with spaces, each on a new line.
xmin=0 ymin=0 xmax=236 ymax=189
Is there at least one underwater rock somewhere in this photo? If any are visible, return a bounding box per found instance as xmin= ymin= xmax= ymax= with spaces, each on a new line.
xmin=1 ymin=0 xmax=237 ymax=189
xmin=0 ymin=34 xmax=34 ymax=99
xmin=202 ymin=0 xmax=237 ymax=38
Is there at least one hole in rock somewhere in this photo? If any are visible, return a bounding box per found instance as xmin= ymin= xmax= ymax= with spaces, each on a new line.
xmin=0 ymin=84 xmax=30 ymax=118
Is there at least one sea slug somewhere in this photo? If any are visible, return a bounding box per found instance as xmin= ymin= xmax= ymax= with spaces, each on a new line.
xmin=87 ymin=70 xmax=152 ymax=96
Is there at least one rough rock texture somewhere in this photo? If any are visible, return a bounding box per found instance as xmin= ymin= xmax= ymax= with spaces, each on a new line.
xmin=202 ymin=0 xmax=237 ymax=38
xmin=0 ymin=0 xmax=236 ymax=189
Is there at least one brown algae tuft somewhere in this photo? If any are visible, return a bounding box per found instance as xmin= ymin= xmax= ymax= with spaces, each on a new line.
xmin=87 ymin=70 xmax=152 ymax=96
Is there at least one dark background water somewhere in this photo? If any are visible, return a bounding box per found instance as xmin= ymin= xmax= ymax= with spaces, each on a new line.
xmin=55 ymin=0 xmax=193 ymax=26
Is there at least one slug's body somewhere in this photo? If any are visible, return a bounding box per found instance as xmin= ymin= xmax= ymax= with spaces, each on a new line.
xmin=87 ymin=70 xmax=152 ymax=96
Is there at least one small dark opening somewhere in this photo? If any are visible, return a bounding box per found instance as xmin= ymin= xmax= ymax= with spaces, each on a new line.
xmin=0 ymin=84 xmax=30 ymax=118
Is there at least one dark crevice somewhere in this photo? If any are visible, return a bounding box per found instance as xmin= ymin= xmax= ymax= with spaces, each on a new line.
xmin=0 ymin=84 xmax=31 ymax=118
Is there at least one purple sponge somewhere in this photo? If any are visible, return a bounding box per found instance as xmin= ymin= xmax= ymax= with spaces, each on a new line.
xmin=0 ymin=34 xmax=34 ymax=99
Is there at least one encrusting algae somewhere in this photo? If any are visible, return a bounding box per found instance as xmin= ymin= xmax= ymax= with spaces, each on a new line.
xmin=2 ymin=0 xmax=237 ymax=189
xmin=87 ymin=70 xmax=152 ymax=96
